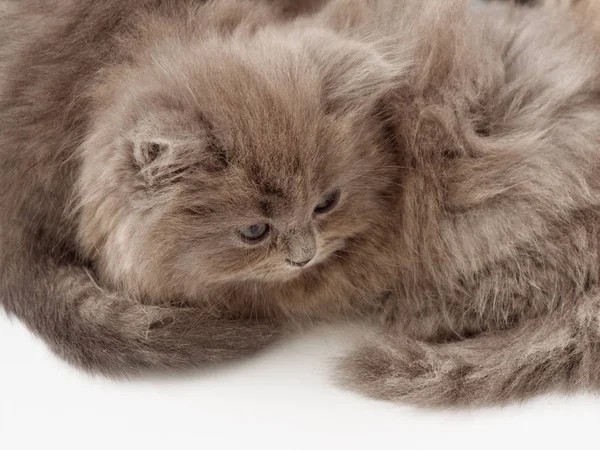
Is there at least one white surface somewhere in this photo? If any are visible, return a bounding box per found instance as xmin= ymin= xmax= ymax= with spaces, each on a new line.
xmin=1 ymin=311 xmax=599 ymax=450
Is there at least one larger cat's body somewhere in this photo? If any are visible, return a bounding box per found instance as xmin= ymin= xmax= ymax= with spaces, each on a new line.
xmin=2 ymin=0 xmax=600 ymax=406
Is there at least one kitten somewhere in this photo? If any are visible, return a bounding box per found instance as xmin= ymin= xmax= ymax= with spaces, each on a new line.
xmin=0 ymin=0 xmax=397 ymax=373
xmin=2 ymin=0 xmax=600 ymax=409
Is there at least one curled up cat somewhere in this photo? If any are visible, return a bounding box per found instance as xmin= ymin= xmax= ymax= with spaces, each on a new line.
xmin=2 ymin=0 xmax=600 ymax=407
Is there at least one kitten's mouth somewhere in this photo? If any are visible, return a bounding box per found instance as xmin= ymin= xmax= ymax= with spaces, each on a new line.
xmin=239 ymin=239 xmax=347 ymax=282
xmin=284 ymin=239 xmax=346 ymax=274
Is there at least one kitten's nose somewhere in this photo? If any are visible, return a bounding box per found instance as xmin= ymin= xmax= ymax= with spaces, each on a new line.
xmin=286 ymin=257 xmax=313 ymax=268
xmin=284 ymin=228 xmax=317 ymax=268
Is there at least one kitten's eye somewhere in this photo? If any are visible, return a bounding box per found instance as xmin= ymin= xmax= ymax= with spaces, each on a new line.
xmin=240 ymin=224 xmax=270 ymax=243
xmin=314 ymin=191 xmax=340 ymax=214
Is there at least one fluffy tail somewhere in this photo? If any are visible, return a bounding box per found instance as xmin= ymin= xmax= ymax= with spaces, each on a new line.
xmin=338 ymin=291 xmax=600 ymax=407
xmin=2 ymin=263 xmax=278 ymax=375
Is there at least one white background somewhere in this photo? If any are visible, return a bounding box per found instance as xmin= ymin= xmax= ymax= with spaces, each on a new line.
xmin=1 ymin=311 xmax=599 ymax=450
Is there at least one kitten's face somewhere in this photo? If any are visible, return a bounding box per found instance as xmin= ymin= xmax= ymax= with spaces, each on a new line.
xmin=81 ymin=26 xmax=396 ymax=294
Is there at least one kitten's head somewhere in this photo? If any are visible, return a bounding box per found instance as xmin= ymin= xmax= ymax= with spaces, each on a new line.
xmin=79 ymin=11 xmax=399 ymax=298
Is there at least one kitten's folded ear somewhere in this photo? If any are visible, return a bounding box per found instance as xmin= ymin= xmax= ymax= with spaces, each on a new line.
xmin=320 ymin=48 xmax=396 ymax=116
xmin=133 ymin=139 xmax=168 ymax=168
xmin=127 ymin=117 xmax=228 ymax=185
xmin=307 ymin=35 xmax=405 ymax=120
xmin=305 ymin=2 xmax=410 ymax=117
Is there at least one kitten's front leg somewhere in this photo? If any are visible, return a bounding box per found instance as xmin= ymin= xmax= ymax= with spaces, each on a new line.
xmin=1 ymin=254 xmax=279 ymax=374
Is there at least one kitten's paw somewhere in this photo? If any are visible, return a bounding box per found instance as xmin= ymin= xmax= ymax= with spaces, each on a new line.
xmin=335 ymin=334 xmax=473 ymax=407
xmin=76 ymin=292 xmax=280 ymax=372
